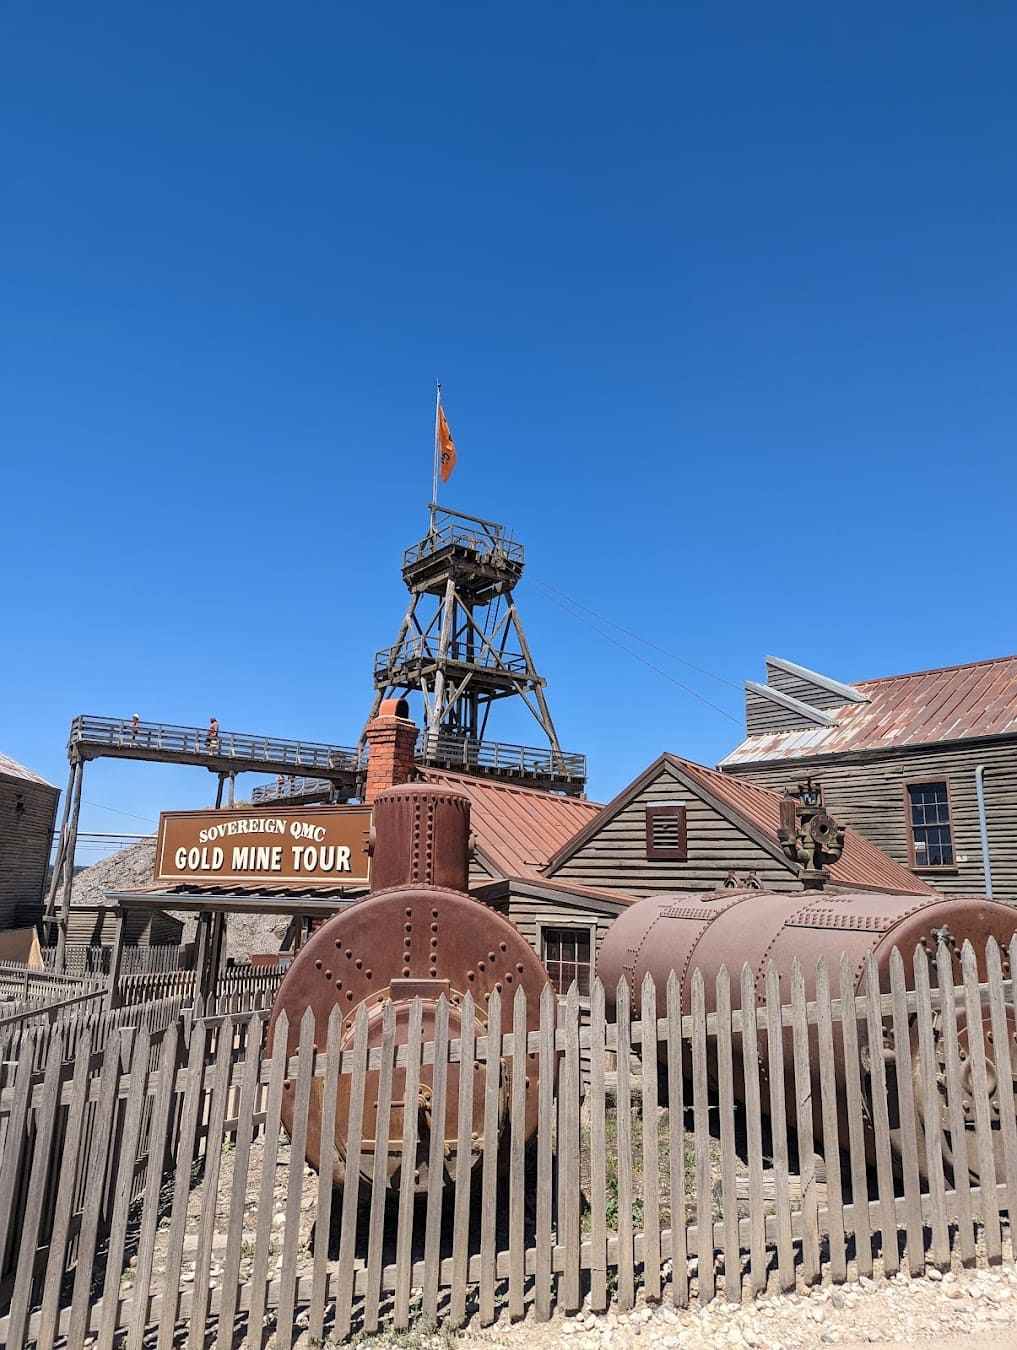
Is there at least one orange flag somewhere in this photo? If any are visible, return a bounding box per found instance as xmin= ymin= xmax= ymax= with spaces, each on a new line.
xmin=438 ymin=403 xmax=457 ymax=482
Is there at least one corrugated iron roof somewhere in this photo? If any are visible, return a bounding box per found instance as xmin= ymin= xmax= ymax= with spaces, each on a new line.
xmin=673 ymin=757 xmax=937 ymax=896
xmin=0 ymin=750 xmax=55 ymax=787
xmin=722 ymin=654 xmax=1017 ymax=766
xmin=417 ymin=768 xmax=602 ymax=879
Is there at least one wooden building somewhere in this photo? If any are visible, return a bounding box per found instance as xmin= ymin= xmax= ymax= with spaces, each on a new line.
xmin=428 ymin=755 xmax=933 ymax=996
xmin=720 ymin=654 xmax=1017 ymax=902
xmin=60 ymin=902 xmax=184 ymax=949
xmin=0 ymin=751 xmax=59 ymax=930
xmin=416 ymin=768 xmax=629 ymax=994
xmin=543 ymin=752 xmax=933 ymax=903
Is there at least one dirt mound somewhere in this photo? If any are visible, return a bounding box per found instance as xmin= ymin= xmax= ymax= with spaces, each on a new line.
xmin=71 ymin=839 xmax=159 ymax=905
xmin=70 ymin=841 xmax=289 ymax=961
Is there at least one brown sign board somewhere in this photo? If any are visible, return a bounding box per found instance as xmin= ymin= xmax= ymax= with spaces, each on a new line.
xmin=155 ymin=806 xmax=372 ymax=888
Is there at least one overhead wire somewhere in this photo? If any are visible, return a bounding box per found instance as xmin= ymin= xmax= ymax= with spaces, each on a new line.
xmin=529 ymin=580 xmax=742 ymax=726
xmin=531 ymin=577 xmax=743 ymax=691
xmin=83 ymin=799 xmax=159 ymax=826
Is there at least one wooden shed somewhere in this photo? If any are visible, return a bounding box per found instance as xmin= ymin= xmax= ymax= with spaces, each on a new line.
xmin=0 ymin=750 xmax=59 ymax=930
xmin=474 ymin=875 xmax=635 ymax=996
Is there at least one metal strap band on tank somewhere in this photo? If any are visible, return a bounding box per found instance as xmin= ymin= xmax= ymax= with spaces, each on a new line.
xmin=664 ymin=890 xmax=760 ymax=1006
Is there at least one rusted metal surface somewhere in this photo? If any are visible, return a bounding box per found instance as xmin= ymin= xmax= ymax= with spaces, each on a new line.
xmin=723 ymin=654 xmax=1017 ymax=765
xmin=268 ymin=781 xmax=552 ymax=1191
xmin=599 ymin=885 xmax=1017 ymax=1174
xmin=419 ymin=768 xmax=601 ymax=879
xmin=777 ymin=781 xmax=845 ymax=890
xmin=670 ymin=757 xmax=936 ymax=895
xmin=367 ymin=783 xmax=471 ymax=892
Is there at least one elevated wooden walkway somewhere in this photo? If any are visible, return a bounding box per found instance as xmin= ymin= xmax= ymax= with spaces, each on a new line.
xmin=68 ymin=715 xmax=363 ymax=786
xmin=251 ymin=733 xmax=588 ymax=803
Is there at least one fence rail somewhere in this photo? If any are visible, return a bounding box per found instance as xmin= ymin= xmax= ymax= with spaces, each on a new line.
xmin=2 ymin=938 xmax=1017 ymax=1348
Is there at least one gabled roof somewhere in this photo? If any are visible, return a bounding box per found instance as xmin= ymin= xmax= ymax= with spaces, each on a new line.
xmin=723 ymin=653 xmax=1017 ymax=766
xmin=547 ymin=753 xmax=936 ymax=897
xmin=0 ymin=751 xmax=55 ymax=788
xmin=417 ymin=768 xmax=602 ymax=879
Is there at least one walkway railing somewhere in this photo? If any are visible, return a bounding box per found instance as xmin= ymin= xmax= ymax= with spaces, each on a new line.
xmin=374 ymin=636 xmax=530 ymax=678
xmin=251 ymin=736 xmax=587 ymax=802
xmin=69 ymin=715 xmax=363 ymax=774
xmin=403 ymin=511 xmax=524 ymax=571
xmin=419 ymin=731 xmax=587 ymax=779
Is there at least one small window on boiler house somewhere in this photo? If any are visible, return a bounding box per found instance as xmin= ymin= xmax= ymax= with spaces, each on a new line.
xmin=646 ymin=802 xmax=688 ymax=861
xmin=541 ymin=927 xmax=592 ymax=996
xmin=907 ymin=781 xmax=954 ymax=867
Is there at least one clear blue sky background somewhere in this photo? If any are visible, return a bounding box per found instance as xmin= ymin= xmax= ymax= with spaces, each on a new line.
xmin=2 ymin=4 xmax=1015 ymax=860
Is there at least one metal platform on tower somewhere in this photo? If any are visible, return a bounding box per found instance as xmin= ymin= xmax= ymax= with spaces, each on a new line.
xmin=364 ymin=504 xmax=586 ymax=796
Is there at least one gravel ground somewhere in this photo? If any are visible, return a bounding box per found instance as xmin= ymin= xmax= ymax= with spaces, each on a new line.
xmin=141 ymin=1132 xmax=1017 ymax=1350
xmin=443 ymin=1263 xmax=1017 ymax=1350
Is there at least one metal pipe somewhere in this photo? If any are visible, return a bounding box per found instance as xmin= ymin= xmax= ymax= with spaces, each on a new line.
xmin=976 ymin=764 xmax=993 ymax=899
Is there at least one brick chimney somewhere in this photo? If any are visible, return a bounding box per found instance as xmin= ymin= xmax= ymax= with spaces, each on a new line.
xmin=363 ymin=698 xmax=418 ymax=804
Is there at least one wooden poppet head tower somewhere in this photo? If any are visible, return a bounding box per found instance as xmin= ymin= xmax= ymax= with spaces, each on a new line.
xmin=364 ymin=502 xmax=587 ymax=796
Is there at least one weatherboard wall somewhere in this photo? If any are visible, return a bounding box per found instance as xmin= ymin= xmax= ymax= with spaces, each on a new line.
xmin=764 ymin=659 xmax=859 ymax=711
xmin=63 ymin=905 xmax=185 ymax=947
xmin=723 ymin=738 xmax=1017 ymax=902
xmin=745 ymin=687 xmax=828 ymax=735
xmin=0 ymin=771 xmax=58 ymax=930
xmin=547 ymin=764 xmax=797 ymax=896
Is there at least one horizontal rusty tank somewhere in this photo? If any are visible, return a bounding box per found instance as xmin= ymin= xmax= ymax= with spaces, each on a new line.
xmin=268 ymin=780 xmax=552 ymax=1192
xmin=599 ymin=885 xmax=1017 ymax=1174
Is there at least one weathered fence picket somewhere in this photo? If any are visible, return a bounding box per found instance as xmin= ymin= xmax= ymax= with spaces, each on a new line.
xmin=666 ymin=969 xmax=688 ymax=1308
xmin=4 ymin=940 xmax=1017 ymax=1348
xmin=615 ymin=977 xmax=636 ymax=1311
xmin=533 ymin=984 xmax=555 ymax=1325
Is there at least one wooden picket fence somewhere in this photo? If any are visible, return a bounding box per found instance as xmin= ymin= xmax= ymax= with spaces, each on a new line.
xmin=3 ymin=937 xmax=1017 ymax=1348
xmin=42 ymin=946 xmax=198 ymax=977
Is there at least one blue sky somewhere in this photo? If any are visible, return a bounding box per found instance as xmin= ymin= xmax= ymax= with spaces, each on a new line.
xmin=2 ymin=4 xmax=1015 ymax=859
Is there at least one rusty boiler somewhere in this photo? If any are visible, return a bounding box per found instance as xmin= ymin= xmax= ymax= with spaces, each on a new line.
xmin=598 ymin=785 xmax=1017 ymax=1176
xmin=268 ymin=780 xmax=552 ymax=1192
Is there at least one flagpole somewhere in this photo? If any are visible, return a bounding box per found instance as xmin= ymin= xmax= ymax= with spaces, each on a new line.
xmin=430 ymin=380 xmax=441 ymax=534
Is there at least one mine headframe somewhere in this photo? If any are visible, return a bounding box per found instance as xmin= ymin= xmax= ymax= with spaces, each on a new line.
xmin=364 ymin=505 xmax=587 ymax=795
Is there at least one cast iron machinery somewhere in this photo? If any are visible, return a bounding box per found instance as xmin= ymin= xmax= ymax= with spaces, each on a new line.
xmin=268 ymin=780 xmax=552 ymax=1192
xmin=599 ymin=784 xmax=1017 ymax=1178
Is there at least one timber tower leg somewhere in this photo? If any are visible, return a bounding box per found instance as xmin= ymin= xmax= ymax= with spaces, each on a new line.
xmin=365 ymin=505 xmax=586 ymax=796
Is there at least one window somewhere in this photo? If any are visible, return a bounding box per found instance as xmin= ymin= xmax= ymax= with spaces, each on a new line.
xmin=907 ymin=782 xmax=954 ymax=867
xmin=541 ymin=926 xmax=593 ymax=996
xmin=645 ymin=803 xmax=687 ymax=861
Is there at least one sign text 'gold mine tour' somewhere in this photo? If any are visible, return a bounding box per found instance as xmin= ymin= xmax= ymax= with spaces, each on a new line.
xmin=155 ymin=806 xmax=372 ymax=888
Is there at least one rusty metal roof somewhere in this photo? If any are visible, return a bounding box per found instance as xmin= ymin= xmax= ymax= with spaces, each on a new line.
xmin=673 ymin=757 xmax=937 ymax=896
xmin=722 ymin=654 xmax=1017 ymax=766
xmin=418 ymin=768 xmax=602 ymax=879
xmin=0 ymin=750 xmax=55 ymax=787
xmin=546 ymin=753 xmax=936 ymax=897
